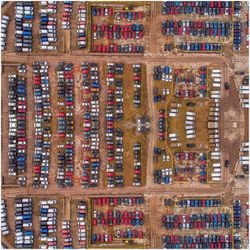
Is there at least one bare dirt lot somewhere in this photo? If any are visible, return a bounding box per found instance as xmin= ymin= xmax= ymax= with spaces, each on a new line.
xmin=1 ymin=1 xmax=249 ymax=249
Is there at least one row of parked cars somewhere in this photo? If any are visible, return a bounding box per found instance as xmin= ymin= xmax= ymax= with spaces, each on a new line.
xmin=39 ymin=200 xmax=57 ymax=249
xmin=162 ymin=20 xmax=231 ymax=37
xmin=114 ymin=11 xmax=144 ymax=21
xmin=32 ymin=61 xmax=51 ymax=189
xmin=178 ymin=42 xmax=222 ymax=52
xmin=61 ymin=220 xmax=72 ymax=248
xmin=162 ymin=234 xmax=233 ymax=249
xmin=162 ymin=1 xmax=236 ymax=16
xmin=177 ymin=198 xmax=222 ymax=207
xmin=15 ymin=198 xmax=33 ymax=248
xmin=162 ymin=212 xmax=231 ymax=230
xmin=158 ymin=109 xmax=166 ymax=141
xmin=61 ymin=1 xmax=72 ymax=29
xmin=92 ymin=43 xmax=144 ymax=53
xmin=115 ymin=229 xmax=143 ymax=239
xmin=185 ymin=111 xmax=196 ymax=139
xmin=106 ymin=63 xmax=124 ymax=188
xmin=92 ymin=233 xmax=113 ymax=243
xmin=15 ymin=1 xmax=34 ymax=52
xmin=133 ymin=64 xmax=142 ymax=108
xmin=198 ymin=66 xmax=207 ymax=97
xmin=1 ymin=200 xmax=10 ymax=235
xmin=93 ymin=24 xmax=144 ymax=40
xmin=82 ymin=62 xmax=100 ymax=188
xmin=78 ymin=201 xmax=87 ymax=247
xmin=1 ymin=15 xmax=10 ymax=51
xmin=133 ymin=142 xmax=142 ymax=186
xmin=233 ymin=200 xmax=241 ymax=229
xmin=234 ymin=21 xmax=241 ymax=51
xmin=39 ymin=1 xmax=57 ymax=50
xmin=93 ymin=196 xmax=144 ymax=206
xmin=8 ymin=74 xmax=27 ymax=176
xmin=56 ymin=62 xmax=75 ymax=188
xmin=93 ymin=210 xmax=144 ymax=226
xmin=92 ymin=7 xmax=113 ymax=16
xmin=77 ymin=3 xmax=87 ymax=49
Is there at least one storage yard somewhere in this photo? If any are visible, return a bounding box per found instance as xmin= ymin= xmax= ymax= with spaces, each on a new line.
xmin=1 ymin=1 xmax=249 ymax=249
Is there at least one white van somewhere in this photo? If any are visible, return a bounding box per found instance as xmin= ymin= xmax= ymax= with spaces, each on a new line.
xmin=213 ymin=83 xmax=221 ymax=88
xmin=186 ymin=134 xmax=196 ymax=139
xmin=186 ymin=129 xmax=195 ymax=135
xmin=213 ymin=163 xmax=221 ymax=167
xmin=185 ymin=120 xmax=194 ymax=125
xmin=169 ymin=133 xmax=178 ymax=138
xmin=169 ymin=112 xmax=178 ymax=117
xmin=186 ymin=116 xmax=195 ymax=121
xmin=186 ymin=111 xmax=196 ymax=116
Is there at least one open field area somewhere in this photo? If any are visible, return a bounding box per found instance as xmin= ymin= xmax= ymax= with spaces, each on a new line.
xmin=1 ymin=1 xmax=249 ymax=249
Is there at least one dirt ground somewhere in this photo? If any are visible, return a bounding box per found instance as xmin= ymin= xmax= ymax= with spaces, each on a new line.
xmin=1 ymin=1 xmax=249 ymax=249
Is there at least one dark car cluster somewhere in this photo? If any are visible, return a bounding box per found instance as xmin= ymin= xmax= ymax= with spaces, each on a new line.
xmin=92 ymin=43 xmax=144 ymax=53
xmin=32 ymin=61 xmax=51 ymax=189
xmin=178 ymin=42 xmax=222 ymax=52
xmin=77 ymin=201 xmax=87 ymax=246
xmin=92 ymin=23 xmax=144 ymax=40
xmin=8 ymin=74 xmax=27 ymax=176
xmin=234 ymin=22 xmax=241 ymax=51
xmin=15 ymin=198 xmax=33 ymax=248
xmin=82 ymin=62 xmax=100 ymax=188
xmin=92 ymin=233 xmax=113 ymax=243
xmin=115 ymin=229 xmax=143 ymax=239
xmin=93 ymin=210 xmax=144 ymax=226
xmin=93 ymin=196 xmax=144 ymax=206
xmin=133 ymin=64 xmax=142 ymax=108
xmin=162 ymin=1 xmax=234 ymax=16
xmin=162 ymin=20 xmax=232 ymax=37
xmin=133 ymin=142 xmax=142 ymax=186
xmin=158 ymin=109 xmax=166 ymax=141
xmin=162 ymin=212 xmax=232 ymax=230
xmin=177 ymin=199 xmax=221 ymax=207
xmin=56 ymin=62 xmax=75 ymax=188
xmin=233 ymin=200 xmax=241 ymax=229
xmin=15 ymin=1 xmax=34 ymax=53
xmin=162 ymin=234 xmax=233 ymax=249
xmin=105 ymin=63 xmax=124 ymax=188
xmin=114 ymin=11 xmax=144 ymax=21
